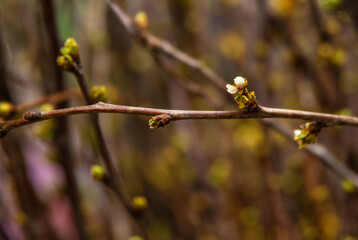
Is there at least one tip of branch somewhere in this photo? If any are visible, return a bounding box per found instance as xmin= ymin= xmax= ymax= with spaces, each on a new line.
xmin=148 ymin=114 xmax=174 ymax=129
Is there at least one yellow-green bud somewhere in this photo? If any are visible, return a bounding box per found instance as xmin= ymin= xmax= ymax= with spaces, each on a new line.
xmin=320 ymin=0 xmax=343 ymax=11
xmin=132 ymin=196 xmax=148 ymax=211
xmin=34 ymin=120 xmax=56 ymax=140
xmin=129 ymin=236 xmax=144 ymax=240
xmin=64 ymin=38 xmax=79 ymax=57
xmin=57 ymin=55 xmax=73 ymax=70
xmin=91 ymin=164 xmax=106 ymax=181
xmin=293 ymin=122 xmax=322 ymax=149
xmin=341 ymin=179 xmax=356 ymax=193
xmin=148 ymin=114 xmax=173 ymax=129
xmin=91 ymin=85 xmax=108 ymax=103
xmin=135 ymin=12 xmax=148 ymax=29
xmin=148 ymin=118 xmax=158 ymax=129
xmin=60 ymin=47 xmax=70 ymax=56
xmin=235 ymin=95 xmax=249 ymax=109
xmin=0 ymin=101 xmax=13 ymax=117
xmin=40 ymin=103 xmax=55 ymax=112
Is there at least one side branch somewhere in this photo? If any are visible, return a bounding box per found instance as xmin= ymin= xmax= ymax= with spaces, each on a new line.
xmin=106 ymin=0 xmax=226 ymax=90
xmin=265 ymin=120 xmax=358 ymax=187
xmin=1 ymin=103 xmax=358 ymax=136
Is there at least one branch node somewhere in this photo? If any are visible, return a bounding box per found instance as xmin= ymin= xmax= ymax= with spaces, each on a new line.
xmin=149 ymin=114 xmax=174 ymax=129
xmin=23 ymin=112 xmax=42 ymax=121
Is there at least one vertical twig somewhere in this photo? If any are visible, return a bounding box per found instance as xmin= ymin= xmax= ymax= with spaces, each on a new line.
xmin=39 ymin=1 xmax=89 ymax=239
xmin=72 ymin=65 xmax=149 ymax=238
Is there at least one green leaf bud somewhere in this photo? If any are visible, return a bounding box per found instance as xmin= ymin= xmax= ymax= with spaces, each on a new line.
xmin=293 ymin=122 xmax=323 ymax=149
xmin=60 ymin=47 xmax=70 ymax=56
xmin=91 ymin=164 xmax=107 ymax=181
xmin=148 ymin=114 xmax=173 ymax=129
xmin=319 ymin=0 xmax=343 ymax=11
xmin=341 ymin=179 xmax=356 ymax=193
xmin=132 ymin=196 xmax=148 ymax=211
xmin=34 ymin=120 xmax=56 ymax=140
xmin=235 ymin=95 xmax=249 ymax=109
xmin=0 ymin=101 xmax=14 ymax=118
xmin=57 ymin=55 xmax=73 ymax=71
xmin=91 ymin=85 xmax=108 ymax=103
xmin=40 ymin=103 xmax=55 ymax=112
xmin=148 ymin=118 xmax=158 ymax=129
xmin=135 ymin=12 xmax=149 ymax=29
xmin=64 ymin=38 xmax=79 ymax=57
xmin=129 ymin=236 xmax=144 ymax=240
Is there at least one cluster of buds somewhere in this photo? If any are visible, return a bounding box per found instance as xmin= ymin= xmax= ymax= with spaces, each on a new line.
xmin=57 ymin=38 xmax=80 ymax=72
xmin=226 ymin=76 xmax=258 ymax=111
xmin=293 ymin=122 xmax=323 ymax=149
xmin=91 ymin=85 xmax=108 ymax=103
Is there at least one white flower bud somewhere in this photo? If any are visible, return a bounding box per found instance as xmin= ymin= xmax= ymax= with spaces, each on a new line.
xmin=233 ymin=76 xmax=247 ymax=89
xmin=226 ymin=84 xmax=238 ymax=94
xmin=294 ymin=129 xmax=302 ymax=138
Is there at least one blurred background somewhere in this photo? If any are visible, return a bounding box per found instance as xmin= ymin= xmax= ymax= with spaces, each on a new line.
xmin=1 ymin=0 xmax=358 ymax=239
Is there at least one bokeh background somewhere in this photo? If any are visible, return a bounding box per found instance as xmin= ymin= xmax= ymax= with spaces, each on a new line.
xmin=1 ymin=0 xmax=358 ymax=239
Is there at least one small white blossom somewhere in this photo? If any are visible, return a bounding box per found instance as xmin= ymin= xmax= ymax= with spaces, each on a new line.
xmin=293 ymin=129 xmax=302 ymax=138
xmin=226 ymin=84 xmax=238 ymax=94
xmin=234 ymin=76 xmax=247 ymax=89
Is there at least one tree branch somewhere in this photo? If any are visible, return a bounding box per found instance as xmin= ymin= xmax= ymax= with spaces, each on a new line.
xmin=1 ymin=102 xmax=358 ymax=136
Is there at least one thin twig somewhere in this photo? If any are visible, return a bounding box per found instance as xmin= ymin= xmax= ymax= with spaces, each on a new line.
xmin=265 ymin=120 xmax=358 ymax=188
xmin=2 ymin=103 xmax=358 ymax=136
xmin=106 ymin=0 xmax=226 ymax=91
xmin=39 ymin=0 xmax=89 ymax=239
xmin=14 ymin=89 xmax=81 ymax=113
xmin=71 ymin=66 xmax=149 ymax=238
xmin=72 ymin=67 xmax=131 ymax=205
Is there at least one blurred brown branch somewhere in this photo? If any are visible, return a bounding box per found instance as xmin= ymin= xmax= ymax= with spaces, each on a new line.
xmin=106 ymin=0 xmax=226 ymax=91
xmin=265 ymin=120 xmax=358 ymax=188
xmin=14 ymin=89 xmax=81 ymax=113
